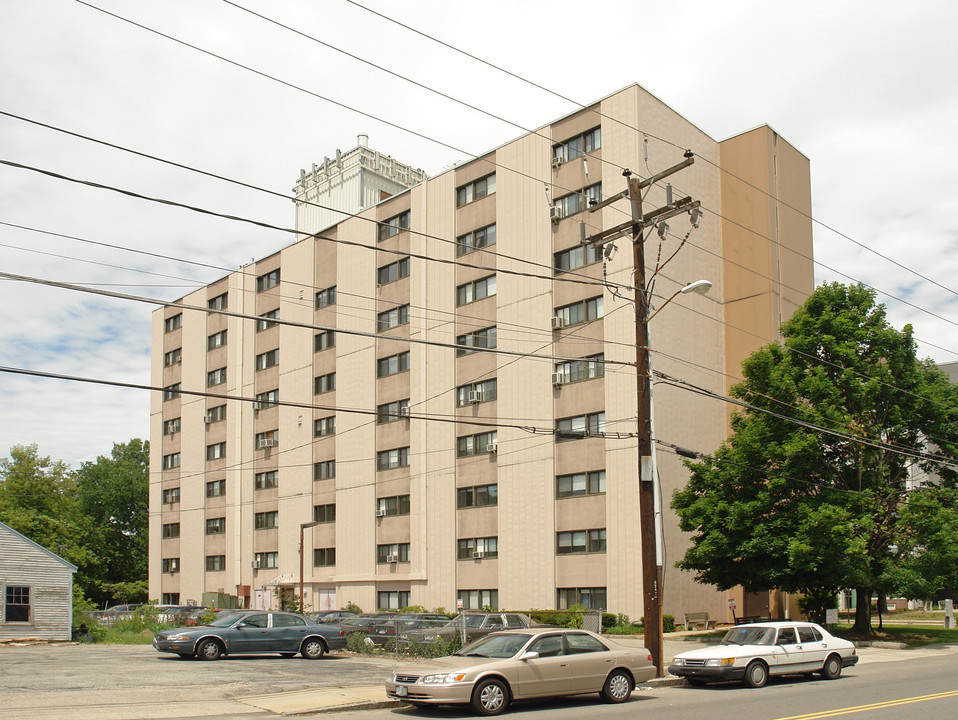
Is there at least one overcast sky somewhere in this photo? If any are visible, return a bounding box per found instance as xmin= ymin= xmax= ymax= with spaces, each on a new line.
xmin=2 ymin=0 xmax=957 ymax=468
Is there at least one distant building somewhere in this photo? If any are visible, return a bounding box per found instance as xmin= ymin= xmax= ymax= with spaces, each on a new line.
xmin=0 ymin=521 xmax=77 ymax=641
xmin=150 ymin=83 xmax=813 ymax=620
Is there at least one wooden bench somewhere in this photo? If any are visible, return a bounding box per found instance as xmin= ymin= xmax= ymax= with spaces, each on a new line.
xmin=683 ymin=612 xmax=714 ymax=630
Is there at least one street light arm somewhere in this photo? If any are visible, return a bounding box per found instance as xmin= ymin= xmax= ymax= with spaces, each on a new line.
xmin=646 ymin=280 xmax=712 ymax=322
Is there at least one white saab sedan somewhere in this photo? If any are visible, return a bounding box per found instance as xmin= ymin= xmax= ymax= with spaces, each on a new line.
xmin=668 ymin=621 xmax=858 ymax=688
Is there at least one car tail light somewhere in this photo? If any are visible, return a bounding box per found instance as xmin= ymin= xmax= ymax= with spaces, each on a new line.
xmin=339 ymin=630 xmax=345 ymax=636
xmin=647 ymin=654 xmax=653 ymax=661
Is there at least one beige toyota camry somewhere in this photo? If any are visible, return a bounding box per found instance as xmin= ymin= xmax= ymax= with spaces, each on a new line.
xmin=385 ymin=627 xmax=655 ymax=715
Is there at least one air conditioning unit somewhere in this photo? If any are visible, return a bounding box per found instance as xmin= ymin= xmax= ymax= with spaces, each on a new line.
xmin=485 ymin=442 xmax=498 ymax=453
xmin=252 ymin=401 xmax=263 ymax=412
xmin=551 ymin=316 xmax=565 ymax=331
xmin=552 ymin=154 xmax=564 ymax=169
xmin=386 ymin=554 xmax=399 ymax=563
xmin=551 ymin=372 xmax=566 ymax=386
xmin=258 ymin=438 xmax=275 ymax=449
xmin=165 ymin=422 xmax=178 ymax=434
xmin=473 ymin=551 xmax=486 ymax=559
xmin=468 ymin=390 xmax=484 ymax=404
xmin=376 ymin=508 xmax=387 ymax=517
xmin=550 ymin=205 xmax=564 ymax=223
xmin=399 ymin=406 xmax=411 ymax=417
xmin=203 ymin=415 xmax=211 ymax=425
xmin=173 ymin=357 xmax=182 ymax=365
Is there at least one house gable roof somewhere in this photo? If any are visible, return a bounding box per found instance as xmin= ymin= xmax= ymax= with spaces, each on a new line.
xmin=0 ymin=521 xmax=78 ymax=572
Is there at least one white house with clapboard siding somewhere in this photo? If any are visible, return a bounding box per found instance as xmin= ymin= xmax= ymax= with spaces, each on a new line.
xmin=0 ymin=521 xmax=77 ymax=641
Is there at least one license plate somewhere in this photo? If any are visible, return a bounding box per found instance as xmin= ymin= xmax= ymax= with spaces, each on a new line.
xmin=395 ymin=686 xmax=408 ymax=697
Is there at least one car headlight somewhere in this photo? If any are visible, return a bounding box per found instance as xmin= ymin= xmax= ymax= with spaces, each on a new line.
xmin=672 ymin=658 xmax=686 ymax=666
xmin=420 ymin=673 xmax=467 ymax=684
xmin=705 ymin=658 xmax=735 ymax=667
xmin=164 ymin=633 xmax=192 ymax=641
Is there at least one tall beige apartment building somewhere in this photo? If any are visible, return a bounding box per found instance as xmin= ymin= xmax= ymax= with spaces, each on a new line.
xmin=149 ymin=84 xmax=813 ymax=620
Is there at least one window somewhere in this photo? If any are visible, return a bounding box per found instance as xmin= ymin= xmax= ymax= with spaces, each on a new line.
xmin=164 ymin=314 xmax=182 ymax=333
xmin=314 ymin=548 xmax=336 ymax=567
xmin=557 ymin=587 xmax=606 ymax=610
xmin=798 ymin=625 xmax=823 ymax=642
xmin=377 ymin=257 xmax=410 ymax=285
xmin=378 ymin=590 xmax=410 ymax=610
xmin=456 ymin=326 xmax=496 ymax=356
xmin=256 ymin=269 xmax=280 ymax=292
xmin=555 ymin=182 xmax=602 ymax=218
xmin=314 ymin=372 xmax=336 ymax=394
xmin=557 ymin=529 xmax=606 ymax=554
xmin=206 ymin=555 xmax=226 ymax=572
xmin=556 ymin=412 xmax=606 ymax=440
xmin=554 ymin=243 xmax=602 ymax=273
xmin=206 ymin=442 xmax=226 ymax=461
xmin=206 ymin=479 xmax=226 ymax=497
xmin=162 ymin=453 xmax=180 ymax=470
xmin=254 ymin=552 xmax=278 ymax=569
xmin=557 ymin=470 xmax=606 ymax=498
xmin=377 ymin=351 xmax=409 ymax=377
xmin=313 ymin=460 xmax=335 ymax=480
xmin=254 ymin=471 xmax=278 ymax=489
xmin=457 ymin=173 xmax=496 ymax=207
xmin=555 ymin=354 xmax=605 ymax=384
xmin=207 ymin=367 xmax=227 ymax=387
xmin=256 ymin=309 xmax=279 ymax=332
xmin=457 ymin=483 xmax=498 ymax=508
xmin=378 ymin=210 xmax=410 ymax=241
xmin=457 ymin=431 xmax=497 ymax=457
xmin=255 ymin=350 xmax=278 ymax=371
xmin=163 ymin=348 xmax=182 ymax=366
xmin=377 ymin=447 xmax=410 ymax=470
xmin=162 ymin=487 xmax=180 ymax=504
xmin=255 ymin=511 xmax=278 ymax=529
xmin=377 ymin=543 xmax=410 ymax=563
xmin=208 ymin=292 xmax=228 ymax=311
xmin=162 ymin=558 xmax=180 ymax=574
xmin=206 ymin=517 xmax=226 ymax=535
xmin=255 ymin=430 xmax=278 ymax=448
xmin=314 ymin=416 xmax=336 ymax=437
xmin=457 ymin=537 xmax=498 ymax=559
xmin=315 ymin=285 xmax=337 ymax=308
xmin=554 ymin=296 xmax=604 ymax=328
xmin=456 ymin=275 xmax=496 ymax=305
xmin=376 ymin=495 xmax=410 ymax=517
xmin=377 ymin=304 xmax=410 ymax=331
xmin=162 ymin=593 xmax=180 ymax=605
xmin=553 ymin=127 xmax=601 ymax=163
xmin=207 ymin=330 xmax=227 ymax=350
xmin=314 ymin=330 xmax=335 ymax=352
xmin=163 ymin=383 xmax=181 ymax=401
xmin=164 ymin=418 xmax=181 ymax=436
xmin=255 ymin=389 xmax=278 ymax=410
xmin=457 ymin=378 xmax=497 ymax=406
xmin=377 ymin=399 xmax=410 ymax=423
xmin=456 ymin=224 xmax=496 ymax=256
xmin=457 ymin=590 xmax=498 ymax=611
xmin=162 ymin=522 xmax=180 ymax=538
xmin=313 ymin=503 xmax=336 ymax=523
xmin=206 ymin=404 xmax=226 ymax=423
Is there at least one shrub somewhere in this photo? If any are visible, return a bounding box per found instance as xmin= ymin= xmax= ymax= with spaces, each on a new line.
xmin=663 ymin=614 xmax=676 ymax=633
xmin=602 ymin=613 xmax=617 ymax=630
xmin=342 ymin=601 xmax=363 ymax=614
xmin=346 ymin=632 xmax=373 ymax=654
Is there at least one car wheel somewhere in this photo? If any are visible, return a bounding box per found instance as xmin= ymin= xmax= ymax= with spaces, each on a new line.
xmin=197 ymin=639 xmax=222 ymax=661
xmin=280 ymin=652 xmax=296 ymax=658
xmin=301 ymin=638 xmax=327 ymax=659
xmin=743 ymin=661 xmax=768 ymax=688
xmin=820 ymin=654 xmax=842 ymax=680
xmin=601 ymin=669 xmax=633 ymax=703
xmin=471 ymin=678 xmax=509 ymax=716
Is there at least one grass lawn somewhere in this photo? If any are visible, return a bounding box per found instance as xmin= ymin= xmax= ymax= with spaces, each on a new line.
xmin=840 ymin=623 xmax=958 ymax=648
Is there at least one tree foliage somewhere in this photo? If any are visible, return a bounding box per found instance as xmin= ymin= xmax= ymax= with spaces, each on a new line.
xmin=672 ymin=284 xmax=958 ymax=630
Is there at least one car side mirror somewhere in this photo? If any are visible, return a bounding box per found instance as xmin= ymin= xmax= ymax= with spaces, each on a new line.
xmin=519 ymin=651 xmax=539 ymax=661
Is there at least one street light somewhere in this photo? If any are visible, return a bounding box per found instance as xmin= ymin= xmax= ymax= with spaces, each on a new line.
xmin=647 ymin=280 xmax=712 ymax=322
xmin=299 ymin=521 xmax=320 ymax=613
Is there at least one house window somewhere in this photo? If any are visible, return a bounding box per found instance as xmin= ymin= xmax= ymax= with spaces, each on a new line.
xmin=456 ymin=275 xmax=496 ymax=306
xmin=456 ymin=378 xmax=497 ymax=406
xmin=457 ymin=537 xmax=498 ymax=559
xmin=255 ymin=389 xmax=278 ymax=410
xmin=378 ymin=210 xmax=410 ymax=241
xmin=255 ymin=430 xmax=278 ymax=449
xmin=557 ymin=529 xmax=606 ymax=554
xmin=164 ymin=314 xmax=182 ymax=333
xmin=456 ymin=173 xmax=496 ymax=207
xmin=162 ymin=593 xmax=180 ymax=605
xmin=208 ymin=292 xmax=228 ymax=311
xmin=256 ymin=269 xmax=280 ymax=292
xmin=162 ymin=487 xmax=180 ymax=504
xmin=555 ymin=182 xmax=602 ymax=218
xmin=457 ymin=431 xmax=497 ymax=457
xmin=378 ymin=590 xmax=410 ymax=610
xmin=314 ymin=416 xmax=336 ymax=437
xmin=255 ymin=511 xmax=278 ymax=529
xmin=556 ymin=412 xmax=606 ymax=440
xmin=377 ymin=447 xmax=410 ymax=470
xmin=313 ymin=503 xmax=336 ymax=523
xmin=456 ymin=224 xmax=496 ymax=256
xmin=207 ymin=367 xmax=227 ymax=387
xmin=164 ymin=418 xmax=181 ymax=436
xmin=163 ymin=383 xmax=181 ymax=401
xmin=314 ymin=373 xmax=336 ymax=394
xmin=557 ymin=470 xmax=606 ymax=498
xmin=457 ymin=483 xmax=498 ymax=508
xmin=554 ymin=244 xmax=602 ymax=274
xmin=206 ymin=479 xmax=226 ymax=497
xmin=255 ymin=350 xmax=279 ymax=371
xmin=206 ymin=442 xmax=226 ymax=461
xmin=206 ymin=404 xmax=226 ymax=423
xmin=205 ymin=555 xmax=226 ymax=571
xmin=254 ymin=552 xmax=278 ymax=569
xmin=553 ymin=126 xmax=601 ymax=163
xmin=377 ymin=304 xmax=410 ymax=331
xmin=206 ymin=517 xmax=226 ymax=535
xmin=555 ymin=354 xmax=605 ymax=384
xmin=557 ymin=587 xmax=606 ymax=610
xmin=163 ymin=348 xmax=182 ymax=366
xmin=314 ymin=330 xmax=335 ymax=352
xmin=377 ymin=399 xmax=410 ymax=423
xmin=162 ymin=453 xmax=180 ymax=470
xmin=254 ymin=471 xmax=278 ymax=490
xmin=162 ymin=522 xmax=180 ymax=538
xmin=315 ymin=285 xmax=336 ymax=308
xmin=377 ymin=351 xmax=410 ymax=377
xmin=162 ymin=558 xmax=180 ymax=574
xmin=376 ymin=543 xmax=410 ymax=563
xmin=376 ymin=495 xmax=410 ymax=517
xmin=314 ymin=548 xmax=336 ymax=567
xmin=207 ymin=330 xmax=227 ymax=350
xmin=456 ymin=326 xmax=496 ymax=356
xmin=377 ymin=257 xmax=410 ymax=285
xmin=457 ymin=589 xmax=498 ymax=611
xmin=256 ymin=309 xmax=279 ymax=332
xmin=313 ymin=460 xmax=335 ymax=480
xmin=554 ymin=296 xmax=604 ymax=328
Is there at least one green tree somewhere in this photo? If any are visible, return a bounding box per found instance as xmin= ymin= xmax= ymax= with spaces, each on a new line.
xmin=672 ymin=283 xmax=958 ymax=632
xmin=888 ymin=487 xmax=958 ymax=600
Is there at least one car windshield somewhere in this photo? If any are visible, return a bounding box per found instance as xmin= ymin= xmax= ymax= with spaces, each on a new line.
xmin=209 ymin=612 xmax=246 ymax=627
xmin=454 ymin=633 xmax=531 ymax=658
xmin=721 ymin=627 xmax=776 ymax=646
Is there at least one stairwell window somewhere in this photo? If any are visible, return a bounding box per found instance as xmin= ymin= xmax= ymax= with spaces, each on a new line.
xmin=377 ymin=399 xmax=409 ymax=423
xmin=315 ymin=285 xmax=336 ymax=308
xmin=255 ymin=511 xmax=278 ymax=529
xmin=206 ymin=442 xmax=226 ymax=461
xmin=556 ymin=412 xmax=606 ymax=440
xmin=457 ymin=483 xmax=498 ymax=508
xmin=256 ymin=269 xmax=280 ymax=292
xmin=313 ymin=503 xmax=336 ymax=523
xmin=206 ymin=517 xmax=226 ymax=535
xmin=313 ymin=460 xmax=335 ymax=480
xmin=457 ymin=224 xmax=496 ymax=256
xmin=164 ymin=314 xmax=182 ymax=333
xmin=457 ymin=275 xmax=496 ymax=306
xmin=206 ymin=479 xmax=225 ymax=497
xmin=206 ymin=555 xmax=226 ymax=572
xmin=207 ymin=367 xmax=227 ymax=387
xmin=554 ymin=243 xmax=602 ymax=274
xmin=254 ymin=471 xmax=278 ymax=490
xmin=556 ymin=470 xmax=606 ymax=498
xmin=314 ymin=373 xmax=336 ymax=394
xmin=456 ymin=326 xmax=496 ymax=356
xmin=256 ymin=309 xmax=279 ymax=331
xmin=314 ymin=416 xmax=336 ymax=437
xmin=378 ymin=304 xmax=410 ymax=331
xmin=377 ymin=447 xmax=410 ymax=470
xmin=554 ymin=296 xmax=604 ymax=328
xmin=553 ymin=127 xmax=601 ymax=163
xmin=377 ymin=257 xmax=410 ymax=285
xmin=314 ymin=330 xmax=335 ymax=352
xmin=457 ymin=173 xmax=496 ymax=207
xmin=207 ymin=292 xmax=228 ymax=311
xmin=314 ymin=548 xmax=336 ymax=567
xmin=207 ymin=330 xmax=227 ymax=350
xmin=162 ymin=453 xmax=180 ymax=470
xmin=377 ymin=351 xmax=410 ymax=377
xmin=378 ymin=211 xmax=410 ymax=241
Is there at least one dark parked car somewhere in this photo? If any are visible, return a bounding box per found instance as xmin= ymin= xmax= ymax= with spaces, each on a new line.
xmin=152 ymin=610 xmax=346 ymax=660
xmin=100 ymin=603 xmax=144 ymax=626
xmin=308 ymin=610 xmax=359 ymax=624
xmin=338 ymin=612 xmax=397 ymax=633
xmin=407 ymin=613 xmax=542 ymax=644
xmin=366 ymin=612 xmax=451 ymax=645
